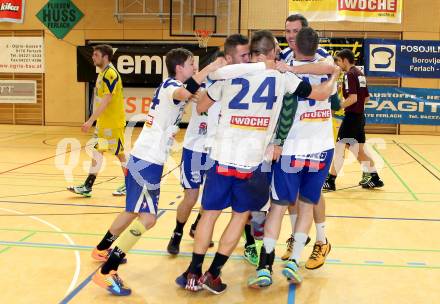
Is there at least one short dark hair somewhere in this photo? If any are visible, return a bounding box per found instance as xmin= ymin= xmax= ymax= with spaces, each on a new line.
xmin=224 ymin=34 xmax=249 ymax=56
xmin=93 ymin=44 xmax=114 ymax=61
xmin=215 ymin=50 xmax=226 ymax=59
xmin=296 ymin=27 xmax=318 ymax=57
xmin=250 ymin=30 xmax=275 ymax=56
xmin=337 ymin=49 xmax=355 ymax=64
xmin=165 ymin=48 xmax=193 ymax=77
xmin=285 ymin=14 xmax=308 ymax=27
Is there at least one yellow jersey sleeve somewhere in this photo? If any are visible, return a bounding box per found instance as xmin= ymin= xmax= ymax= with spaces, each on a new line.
xmin=101 ymin=68 xmax=120 ymax=95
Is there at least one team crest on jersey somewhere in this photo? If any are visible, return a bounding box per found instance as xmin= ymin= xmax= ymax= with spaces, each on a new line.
xmin=145 ymin=115 xmax=154 ymax=127
xmin=300 ymin=109 xmax=331 ymax=122
xmin=198 ymin=122 xmax=207 ymax=135
xmin=230 ymin=116 xmax=270 ymax=130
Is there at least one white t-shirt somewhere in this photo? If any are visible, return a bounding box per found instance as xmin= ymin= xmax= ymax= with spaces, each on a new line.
xmin=131 ymin=78 xmax=185 ymax=164
xmin=207 ymin=69 xmax=303 ymax=168
xmin=282 ymin=58 xmax=336 ymax=156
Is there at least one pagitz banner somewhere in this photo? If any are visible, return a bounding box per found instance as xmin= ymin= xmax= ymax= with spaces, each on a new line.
xmin=288 ymin=0 xmax=402 ymax=23
xmin=365 ymin=86 xmax=440 ymax=125
xmin=77 ymin=43 xmax=220 ymax=86
xmin=0 ymin=0 xmax=25 ymax=23
xmin=365 ymin=39 xmax=440 ymax=78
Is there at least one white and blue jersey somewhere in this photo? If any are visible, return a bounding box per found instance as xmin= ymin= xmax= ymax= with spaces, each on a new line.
xmin=280 ymin=46 xmax=333 ymax=66
xmin=126 ymin=77 xmax=186 ymax=214
xmin=180 ymin=82 xmax=217 ymax=189
xmin=271 ymin=57 xmax=336 ymax=205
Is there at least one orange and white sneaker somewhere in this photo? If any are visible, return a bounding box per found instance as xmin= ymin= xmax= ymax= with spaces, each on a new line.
xmin=91 ymin=248 xmax=127 ymax=264
xmin=92 ymin=269 xmax=131 ymax=296
xmin=305 ymin=239 xmax=331 ymax=270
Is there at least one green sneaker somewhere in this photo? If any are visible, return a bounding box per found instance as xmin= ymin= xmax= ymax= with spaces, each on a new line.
xmin=243 ymin=244 xmax=259 ymax=266
xmin=112 ymin=184 xmax=126 ymax=196
xmin=248 ymin=269 xmax=272 ymax=289
xmin=282 ymin=259 xmax=302 ymax=284
xmin=67 ymin=185 xmax=92 ymax=197
xmin=359 ymin=172 xmax=370 ymax=186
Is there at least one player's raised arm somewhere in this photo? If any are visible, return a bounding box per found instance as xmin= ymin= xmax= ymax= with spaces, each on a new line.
xmin=173 ymin=57 xmax=226 ymax=102
xmin=208 ymin=60 xmax=276 ymax=80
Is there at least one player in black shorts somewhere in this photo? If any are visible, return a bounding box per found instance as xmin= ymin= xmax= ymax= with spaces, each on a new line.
xmin=323 ymin=49 xmax=384 ymax=191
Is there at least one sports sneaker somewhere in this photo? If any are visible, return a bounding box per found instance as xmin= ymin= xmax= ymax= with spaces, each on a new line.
xmin=282 ymin=259 xmax=302 ymax=284
xmin=184 ymin=272 xmax=203 ymax=292
xmin=112 ymin=184 xmax=126 ymax=196
xmin=91 ymin=248 xmax=127 ymax=264
xmin=322 ymin=176 xmax=336 ymax=191
xmin=175 ymin=271 xmax=202 ymax=291
xmin=359 ymin=172 xmax=369 ymax=186
xmin=199 ymin=271 xmax=227 ymax=295
xmin=305 ymin=240 xmax=331 ymax=270
xmin=247 ymin=268 xmax=272 ymax=288
xmin=361 ymin=174 xmax=384 ymax=189
xmin=189 ymin=228 xmax=214 ymax=248
xmin=92 ymin=269 xmax=131 ymax=296
xmin=281 ymin=235 xmax=311 ymax=261
xmin=243 ymin=244 xmax=259 ymax=266
xmin=167 ymin=232 xmax=182 ymax=255
xmin=67 ymin=184 xmax=91 ymax=197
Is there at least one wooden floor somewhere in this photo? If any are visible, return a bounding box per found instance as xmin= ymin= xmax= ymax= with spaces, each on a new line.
xmin=1 ymin=125 xmax=440 ymax=304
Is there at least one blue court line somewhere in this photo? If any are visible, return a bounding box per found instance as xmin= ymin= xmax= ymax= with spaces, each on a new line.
xmin=407 ymin=262 xmax=426 ymax=266
xmin=59 ymin=265 xmax=100 ymax=304
xmin=364 ymin=261 xmax=384 ymax=265
xmin=287 ymin=284 xmax=296 ymax=304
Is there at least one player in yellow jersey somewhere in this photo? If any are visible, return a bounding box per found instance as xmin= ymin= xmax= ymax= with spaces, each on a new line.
xmin=67 ymin=44 xmax=127 ymax=197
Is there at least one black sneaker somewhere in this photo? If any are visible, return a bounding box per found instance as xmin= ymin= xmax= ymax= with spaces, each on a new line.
xmin=322 ymin=175 xmax=336 ymax=191
xmin=362 ymin=174 xmax=384 ymax=189
xmin=167 ymin=232 xmax=182 ymax=255
xmin=199 ymin=271 xmax=227 ymax=295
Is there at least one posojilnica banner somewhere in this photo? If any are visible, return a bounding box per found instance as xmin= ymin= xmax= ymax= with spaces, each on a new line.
xmin=288 ymin=0 xmax=402 ymax=23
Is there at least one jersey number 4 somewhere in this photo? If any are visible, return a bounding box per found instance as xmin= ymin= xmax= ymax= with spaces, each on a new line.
xmin=229 ymin=77 xmax=277 ymax=110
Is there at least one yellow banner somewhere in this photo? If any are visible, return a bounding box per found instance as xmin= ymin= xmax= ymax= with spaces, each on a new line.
xmin=288 ymin=0 xmax=402 ymax=23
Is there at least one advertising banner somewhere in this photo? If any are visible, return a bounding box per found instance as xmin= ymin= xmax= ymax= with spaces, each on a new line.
xmin=365 ymin=86 xmax=440 ymax=125
xmin=0 ymin=80 xmax=37 ymax=103
xmin=288 ymin=0 xmax=402 ymax=23
xmin=0 ymin=0 xmax=25 ymax=23
xmin=78 ymin=43 xmax=220 ymax=85
xmin=365 ymin=39 xmax=440 ymax=78
xmin=0 ymin=37 xmax=45 ymax=73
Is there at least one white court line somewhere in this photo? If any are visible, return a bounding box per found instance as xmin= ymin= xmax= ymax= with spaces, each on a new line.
xmin=0 ymin=207 xmax=81 ymax=297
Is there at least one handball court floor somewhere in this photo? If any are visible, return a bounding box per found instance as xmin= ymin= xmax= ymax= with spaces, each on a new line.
xmin=1 ymin=124 xmax=440 ymax=304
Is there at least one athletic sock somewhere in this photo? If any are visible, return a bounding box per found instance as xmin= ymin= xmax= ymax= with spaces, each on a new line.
xmin=315 ymin=222 xmax=326 ymax=243
xmin=244 ymin=224 xmax=255 ymax=247
xmin=289 ymin=214 xmax=298 ymax=235
xmin=290 ymin=232 xmax=308 ymax=261
xmin=189 ymin=252 xmax=205 ymax=276
xmin=101 ymin=246 xmax=126 ymax=274
xmin=96 ymin=230 xmax=118 ymax=251
xmin=263 ymin=237 xmax=276 ymax=254
xmin=328 ymin=174 xmax=337 ymax=181
xmin=208 ymin=252 xmax=229 ymax=278
xmin=84 ymin=174 xmax=96 ymax=189
xmin=174 ymin=220 xmax=186 ymax=234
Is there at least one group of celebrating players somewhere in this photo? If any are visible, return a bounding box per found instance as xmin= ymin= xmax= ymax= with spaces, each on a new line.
xmin=67 ymin=13 xmax=384 ymax=297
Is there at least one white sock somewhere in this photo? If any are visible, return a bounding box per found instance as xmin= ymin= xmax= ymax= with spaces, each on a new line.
xmin=263 ymin=237 xmax=276 ymax=254
xmin=315 ymin=222 xmax=326 ymax=243
xmin=290 ymin=232 xmax=308 ymax=262
xmin=289 ymin=214 xmax=298 ymax=235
